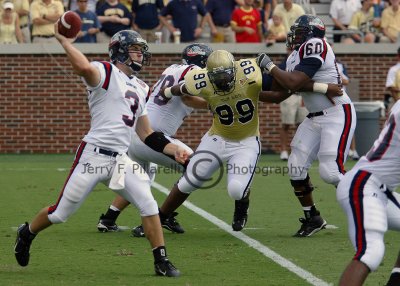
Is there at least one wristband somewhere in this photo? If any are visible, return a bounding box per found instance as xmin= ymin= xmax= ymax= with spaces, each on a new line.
xmin=179 ymin=83 xmax=186 ymax=95
xmin=164 ymin=87 xmax=173 ymax=98
xmin=313 ymin=82 xmax=328 ymax=94
xmin=266 ymin=62 xmax=276 ymax=73
xmin=144 ymin=132 xmax=170 ymax=153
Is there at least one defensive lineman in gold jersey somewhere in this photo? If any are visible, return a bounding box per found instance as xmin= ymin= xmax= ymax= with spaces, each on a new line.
xmin=159 ymin=50 xmax=262 ymax=232
xmin=185 ymin=56 xmax=261 ymax=141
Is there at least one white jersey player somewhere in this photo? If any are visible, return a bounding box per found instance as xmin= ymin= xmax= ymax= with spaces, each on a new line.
xmin=97 ymin=44 xmax=213 ymax=237
xmin=14 ymin=29 xmax=189 ymax=277
xmin=256 ymin=15 xmax=356 ymax=237
xmin=337 ymin=100 xmax=400 ymax=286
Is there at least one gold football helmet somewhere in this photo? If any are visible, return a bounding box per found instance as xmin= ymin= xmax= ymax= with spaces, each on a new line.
xmin=206 ymin=50 xmax=236 ymax=95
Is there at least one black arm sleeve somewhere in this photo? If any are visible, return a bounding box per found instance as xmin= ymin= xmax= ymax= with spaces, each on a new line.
xmin=144 ymin=132 xmax=171 ymax=153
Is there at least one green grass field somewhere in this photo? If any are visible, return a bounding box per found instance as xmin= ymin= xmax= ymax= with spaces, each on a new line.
xmin=0 ymin=154 xmax=398 ymax=286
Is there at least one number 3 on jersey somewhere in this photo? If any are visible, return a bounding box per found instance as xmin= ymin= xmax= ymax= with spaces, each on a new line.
xmin=122 ymin=91 xmax=139 ymax=127
xmin=215 ymin=99 xmax=255 ymax=125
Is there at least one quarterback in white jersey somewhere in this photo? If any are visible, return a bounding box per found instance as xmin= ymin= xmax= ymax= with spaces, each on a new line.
xmin=337 ymin=100 xmax=400 ymax=286
xmin=14 ymin=29 xmax=188 ymax=277
xmin=97 ymin=44 xmax=213 ymax=236
xmin=257 ymin=15 xmax=356 ymax=237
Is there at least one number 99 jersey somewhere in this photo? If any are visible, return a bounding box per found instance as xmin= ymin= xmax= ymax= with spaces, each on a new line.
xmin=184 ymin=58 xmax=262 ymax=141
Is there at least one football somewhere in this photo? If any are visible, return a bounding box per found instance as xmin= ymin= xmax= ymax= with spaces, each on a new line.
xmin=58 ymin=11 xmax=82 ymax=38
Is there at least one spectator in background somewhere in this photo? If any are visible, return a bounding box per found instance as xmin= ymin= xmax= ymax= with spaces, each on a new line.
xmin=30 ymin=0 xmax=64 ymax=43
xmin=13 ymin=0 xmax=30 ymax=43
xmin=263 ymin=0 xmax=277 ymax=23
xmin=0 ymin=1 xmax=24 ymax=43
xmin=254 ymin=0 xmax=266 ymax=36
xmin=262 ymin=0 xmax=277 ymax=33
xmin=205 ymin=0 xmax=243 ymax=43
xmin=74 ymin=0 xmax=100 ymax=43
xmin=131 ymin=0 xmax=164 ymax=43
xmin=159 ymin=0 xmax=216 ymax=43
xmin=386 ymin=47 xmax=400 ymax=106
xmin=380 ymin=0 xmax=400 ymax=43
xmin=120 ymin=0 xmax=132 ymax=12
xmin=344 ymin=0 xmax=380 ymax=44
xmin=273 ymin=0 xmax=305 ymax=33
xmin=330 ymin=0 xmax=362 ymax=43
xmin=67 ymin=0 xmax=97 ymax=13
xmin=96 ymin=0 xmax=132 ymax=43
xmin=265 ymin=12 xmax=286 ymax=46
xmin=231 ymin=0 xmax=263 ymax=43
xmin=373 ymin=0 xmax=388 ymax=19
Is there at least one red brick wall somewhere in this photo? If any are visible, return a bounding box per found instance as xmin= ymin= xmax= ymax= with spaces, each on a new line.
xmin=0 ymin=53 xmax=395 ymax=154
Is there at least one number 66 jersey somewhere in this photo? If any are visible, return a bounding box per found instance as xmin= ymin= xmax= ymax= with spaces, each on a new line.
xmin=184 ymin=58 xmax=262 ymax=141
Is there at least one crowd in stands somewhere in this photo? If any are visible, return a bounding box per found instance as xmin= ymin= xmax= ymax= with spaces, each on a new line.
xmin=0 ymin=0 xmax=399 ymax=44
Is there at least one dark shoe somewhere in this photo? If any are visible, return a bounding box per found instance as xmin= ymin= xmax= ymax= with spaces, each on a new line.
xmin=232 ymin=199 xmax=249 ymax=231
xmin=386 ymin=272 xmax=400 ymax=286
xmin=14 ymin=222 xmax=34 ymax=267
xmin=293 ymin=213 xmax=327 ymax=237
xmin=154 ymin=258 xmax=181 ymax=277
xmin=131 ymin=225 xmax=145 ymax=237
xmin=97 ymin=214 xmax=119 ymax=232
xmin=160 ymin=212 xmax=184 ymax=234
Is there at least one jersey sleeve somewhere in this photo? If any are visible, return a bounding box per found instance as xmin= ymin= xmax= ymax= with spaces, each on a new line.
xmin=386 ymin=66 xmax=397 ymax=88
xmin=184 ymin=68 xmax=209 ymax=96
xmin=83 ymin=61 xmax=107 ymax=90
xmin=294 ymin=38 xmax=327 ymax=78
xmin=178 ymin=65 xmax=198 ymax=84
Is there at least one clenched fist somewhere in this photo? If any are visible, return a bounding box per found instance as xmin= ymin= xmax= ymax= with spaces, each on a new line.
xmin=256 ymin=53 xmax=276 ymax=73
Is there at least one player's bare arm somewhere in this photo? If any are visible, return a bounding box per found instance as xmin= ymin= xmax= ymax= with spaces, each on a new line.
xmin=257 ymin=53 xmax=309 ymax=92
xmin=181 ymin=95 xmax=208 ymax=109
xmin=259 ymin=90 xmax=292 ymax=103
xmin=135 ymin=115 xmax=189 ymax=164
xmin=160 ymin=83 xmax=189 ymax=99
xmin=54 ymin=23 xmax=100 ymax=87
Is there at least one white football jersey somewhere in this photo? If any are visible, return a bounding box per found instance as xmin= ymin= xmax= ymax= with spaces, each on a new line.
xmin=146 ymin=64 xmax=198 ymax=136
xmin=82 ymin=61 xmax=148 ymax=153
xmin=286 ymin=37 xmax=352 ymax=112
xmin=355 ymin=100 xmax=400 ymax=191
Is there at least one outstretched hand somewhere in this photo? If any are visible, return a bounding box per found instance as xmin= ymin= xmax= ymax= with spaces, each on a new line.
xmin=54 ymin=21 xmax=77 ymax=44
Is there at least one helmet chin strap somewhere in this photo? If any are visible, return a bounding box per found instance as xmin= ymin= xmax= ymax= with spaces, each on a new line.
xmin=128 ymin=60 xmax=142 ymax=72
xmin=121 ymin=58 xmax=142 ymax=73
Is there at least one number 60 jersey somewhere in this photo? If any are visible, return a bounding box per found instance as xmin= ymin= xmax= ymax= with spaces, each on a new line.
xmin=184 ymin=58 xmax=262 ymax=141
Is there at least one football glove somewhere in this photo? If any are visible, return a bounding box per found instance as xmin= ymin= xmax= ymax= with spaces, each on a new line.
xmin=256 ymin=53 xmax=276 ymax=73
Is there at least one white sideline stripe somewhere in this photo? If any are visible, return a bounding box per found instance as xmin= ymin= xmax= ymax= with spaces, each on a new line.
xmin=153 ymin=182 xmax=332 ymax=286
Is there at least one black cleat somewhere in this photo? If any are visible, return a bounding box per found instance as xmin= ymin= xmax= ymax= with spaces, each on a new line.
xmin=386 ymin=272 xmax=400 ymax=286
xmin=14 ymin=222 xmax=34 ymax=267
xmin=232 ymin=199 xmax=249 ymax=231
xmin=293 ymin=213 xmax=327 ymax=237
xmin=131 ymin=225 xmax=145 ymax=237
xmin=154 ymin=258 xmax=181 ymax=277
xmin=97 ymin=214 xmax=120 ymax=232
xmin=161 ymin=212 xmax=185 ymax=234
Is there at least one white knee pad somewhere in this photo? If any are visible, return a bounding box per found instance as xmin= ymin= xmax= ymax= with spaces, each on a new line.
xmin=388 ymin=192 xmax=400 ymax=231
xmin=319 ymin=160 xmax=343 ymax=186
xmin=48 ymin=212 xmax=69 ymax=224
xmin=138 ymin=198 xmax=159 ymax=217
xmin=227 ymin=179 xmax=246 ymax=200
xmin=357 ymin=231 xmax=385 ymax=272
